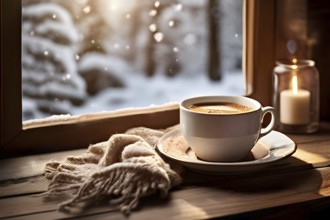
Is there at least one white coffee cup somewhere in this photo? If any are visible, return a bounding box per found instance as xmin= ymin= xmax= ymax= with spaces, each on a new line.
xmin=180 ymin=96 xmax=277 ymax=162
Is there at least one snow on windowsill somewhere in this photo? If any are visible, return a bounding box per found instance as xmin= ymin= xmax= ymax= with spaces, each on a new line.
xmin=22 ymin=102 xmax=179 ymax=129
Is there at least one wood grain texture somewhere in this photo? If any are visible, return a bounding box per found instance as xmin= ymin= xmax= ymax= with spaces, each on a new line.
xmin=286 ymin=122 xmax=330 ymax=144
xmin=0 ymin=123 xmax=329 ymax=219
xmin=0 ymin=149 xmax=86 ymax=181
xmin=0 ymin=167 xmax=329 ymax=220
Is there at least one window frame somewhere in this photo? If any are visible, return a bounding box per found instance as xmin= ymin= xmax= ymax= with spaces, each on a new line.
xmin=0 ymin=0 xmax=276 ymax=156
xmin=244 ymin=0 xmax=276 ymax=105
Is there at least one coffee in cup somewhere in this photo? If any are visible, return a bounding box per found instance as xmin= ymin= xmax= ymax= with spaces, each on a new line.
xmin=180 ymin=96 xmax=277 ymax=162
xmin=188 ymin=102 xmax=253 ymax=114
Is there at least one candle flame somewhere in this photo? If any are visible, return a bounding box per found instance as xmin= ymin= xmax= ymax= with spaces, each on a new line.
xmin=292 ymin=64 xmax=298 ymax=70
xmin=292 ymin=58 xmax=297 ymax=64
xmin=292 ymin=75 xmax=298 ymax=95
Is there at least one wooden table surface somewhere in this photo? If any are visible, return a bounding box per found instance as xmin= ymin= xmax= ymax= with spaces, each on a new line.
xmin=1 ymin=123 xmax=330 ymax=219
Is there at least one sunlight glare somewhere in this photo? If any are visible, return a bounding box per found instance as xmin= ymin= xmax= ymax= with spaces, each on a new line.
xmin=83 ymin=6 xmax=91 ymax=14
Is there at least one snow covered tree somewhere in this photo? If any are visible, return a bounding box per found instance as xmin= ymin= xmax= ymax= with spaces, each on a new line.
xmin=22 ymin=2 xmax=87 ymax=120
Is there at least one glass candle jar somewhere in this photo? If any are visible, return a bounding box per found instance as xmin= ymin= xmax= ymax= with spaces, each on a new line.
xmin=273 ymin=59 xmax=320 ymax=133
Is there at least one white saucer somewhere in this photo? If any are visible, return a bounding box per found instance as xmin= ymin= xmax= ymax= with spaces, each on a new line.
xmin=157 ymin=128 xmax=297 ymax=174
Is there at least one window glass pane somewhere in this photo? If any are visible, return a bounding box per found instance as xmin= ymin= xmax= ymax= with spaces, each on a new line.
xmin=22 ymin=0 xmax=244 ymax=121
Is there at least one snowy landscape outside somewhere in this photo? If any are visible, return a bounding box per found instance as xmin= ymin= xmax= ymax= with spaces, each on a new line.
xmin=22 ymin=0 xmax=244 ymax=121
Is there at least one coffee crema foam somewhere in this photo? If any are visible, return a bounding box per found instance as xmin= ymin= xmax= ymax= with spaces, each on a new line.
xmin=188 ymin=102 xmax=253 ymax=114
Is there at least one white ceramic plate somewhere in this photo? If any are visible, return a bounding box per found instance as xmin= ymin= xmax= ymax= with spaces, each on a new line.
xmin=157 ymin=128 xmax=297 ymax=174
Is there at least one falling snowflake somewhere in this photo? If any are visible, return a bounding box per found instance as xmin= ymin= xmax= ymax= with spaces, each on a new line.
xmin=154 ymin=32 xmax=164 ymax=42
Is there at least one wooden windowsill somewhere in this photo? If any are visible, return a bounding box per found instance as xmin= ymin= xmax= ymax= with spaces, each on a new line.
xmin=0 ymin=122 xmax=330 ymax=219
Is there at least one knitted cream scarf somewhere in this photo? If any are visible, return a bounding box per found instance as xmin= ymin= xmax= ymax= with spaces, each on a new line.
xmin=44 ymin=126 xmax=182 ymax=214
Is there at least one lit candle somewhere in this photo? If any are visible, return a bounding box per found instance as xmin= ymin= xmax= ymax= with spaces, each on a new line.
xmin=280 ymin=70 xmax=310 ymax=125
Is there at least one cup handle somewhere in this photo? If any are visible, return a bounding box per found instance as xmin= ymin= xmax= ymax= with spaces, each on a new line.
xmin=260 ymin=106 xmax=277 ymax=138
